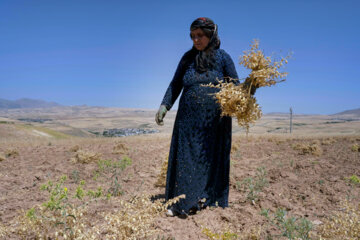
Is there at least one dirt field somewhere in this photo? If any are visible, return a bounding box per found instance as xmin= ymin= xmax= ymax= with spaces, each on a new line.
xmin=0 ymin=123 xmax=359 ymax=239
xmin=0 ymin=106 xmax=359 ymax=239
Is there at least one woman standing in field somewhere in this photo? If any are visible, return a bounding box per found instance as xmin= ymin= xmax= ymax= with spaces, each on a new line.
xmin=155 ymin=17 xmax=255 ymax=217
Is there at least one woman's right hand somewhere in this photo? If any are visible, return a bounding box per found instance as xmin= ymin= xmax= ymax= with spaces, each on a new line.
xmin=155 ymin=105 xmax=168 ymax=126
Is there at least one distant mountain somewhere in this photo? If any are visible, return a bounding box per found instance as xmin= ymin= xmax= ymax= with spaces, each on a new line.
xmin=0 ymin=98 xmax=61 ymax=109
xmin=333 ymin=108 xmax=360 ymax=116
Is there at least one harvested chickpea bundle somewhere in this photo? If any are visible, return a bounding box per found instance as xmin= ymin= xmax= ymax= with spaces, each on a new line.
xmin=204 ymin=39 xmax=289 ymax=132
xmin=240 ymin=39 xmax=289 ymax=89
xmin=205 ymin=80 xmax=261 ymax=132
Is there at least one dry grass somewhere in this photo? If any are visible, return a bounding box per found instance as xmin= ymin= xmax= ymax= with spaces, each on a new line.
xmin=0 ymin=223 xmax=6 ymax=238
xmin=95 ymin=194 xmax=185 ymax=239
xmin=3 ymin=172 xmax=185 ymax=240
xmin=231 ymin=142 xmax=240 ymax=153
xmin=5 ymin=148 xmax=19 ymax=157
xmin=11 ymin=205 xmax=90 ymax=239
xmin=155 ymin=155 xmax=168 ymax=187
xmin=69 ymin=145 xmax=80 ymax=152
xmin=2 ymin=133 xmax=360 ymax=239
xmin=351 ymin=144 xmax=359 ymax=152
xmin=292 ymin=142 xmax=323 ymax=156
xmin=201 ymin=226 xmax=261 ymax=240
xmin=71 ymin=150 xmax=102 ymax=164
xmin=321 ymin=137 xmax=337 ymax=145
xmin=112 ymin=141 xmax=129 ymax=155
xmin=318 ymin=201 xmax=360 ymax=239
xmin=0 ymin=152 xmax=5 ymax=161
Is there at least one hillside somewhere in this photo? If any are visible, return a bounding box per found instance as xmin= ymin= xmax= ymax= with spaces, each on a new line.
xmin=0 ymin=98 xmax=60 ymax=109
xmin=334 ymin=108 xmax=360 ymax=116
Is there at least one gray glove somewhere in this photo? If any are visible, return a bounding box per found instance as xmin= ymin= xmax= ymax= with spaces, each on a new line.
xmin=155 ymin=105 xmax=168 ymax=126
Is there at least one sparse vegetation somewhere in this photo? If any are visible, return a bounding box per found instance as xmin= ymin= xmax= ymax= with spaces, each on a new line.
xmin=345 ymin=175 xmax=360 ymax=185
xmin=69 ymin=145 xmax=80 ymax=152
xmin=5 ymin=148 xmax=19 ymax=157
xmin=15 ymin=124 xmax=70 ymax=139
xmin=155 ymin=155 xmax=168 ymax=187
xmin=351 ymin=144 xmax=359 ymax=152
xmin=202 ymin=226 xmax=262 ymax=240
xmin=202 ymin=227 xmax=238 ymax=240
xmin=92 ymin=156 xmax=132 ymax=196
xmin=236 ymin=167 xmax=268 ymax=202
xmin=260 ymin=208 xmax=313 ymax=240
xmin=0 ymin=152 xmax=5 ymax=161
xmin=3 ymin=173 xmax=185 ymax=239
xmin=321 ymin=137 xmax=336 ymax=145
xmin=1 ymin=131 xmax=360 ymax=239
xmin=318 ymin=201 xmax=360 ymax=239
xmin=231 ymin=142 xmax=240 ymax=153
xmin=292 ymin=142 xmax=322 ymax=156
xmin=12 ymin=175 xmax=91 ymax=239
xmin=95 ymin=194 xmax=185 ymax=239
xmin=71 ymin=150 xmax=101 ymax=164
xmin=112 ymin=141 xmax=129 ymax=154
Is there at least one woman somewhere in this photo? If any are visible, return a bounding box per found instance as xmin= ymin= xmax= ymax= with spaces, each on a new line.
xmin=155 ymin=17 xmax=243 ymax=217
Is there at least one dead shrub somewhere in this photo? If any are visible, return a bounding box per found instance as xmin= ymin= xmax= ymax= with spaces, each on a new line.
xmin=0 ymin=152 xmax=5 ymax=162
xmin=5 ymin=148 xmax=19 ymax=157
xmin=71 ymin=150 xmax=101 ymax=164
xmin=275 ymin=139 xmax=285 ymax=145
xmin=0 ymin=223 xmax=7 ymax=238
xmin=69 ymin=145 xmax=80 ymax=152
xmin=155 ymin=155 xmax=168 ymax=187
xmin=293 ymin=142 xmax=322 ymax=156
xmin=321 ymin=137 xmax=336 ymax=145
xmin=231 ymin=142 xmax=240 ymax=154
xmin=351 ymin=144 xmax=359 ymax=152
xmin=112 ymin=141 xmax=129 ymax=155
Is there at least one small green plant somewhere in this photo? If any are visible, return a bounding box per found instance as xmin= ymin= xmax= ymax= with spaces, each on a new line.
xmin=86 ymin=187 xmax=103 ymax=199
xmin=93 ymin=156 xmax=132 ymax=196
xmin=38 ymin=175 xmax=78 ymax=237
xmin=345 ymin=175 xmax=360 ymax=185
xmin=74 ymin=180 xmax=86 ymax=200
xmin=26 ymin=207 xmax=36 ymax=220
xmin=40 ymin=175 xmax=71 ymax=211
xmin=236 ymin=166 xmax=268 ymax=202
xmin=19 ymin=175 xmax=108 ymax=239
xmin=70 ymin=169 xmax=80 ymax=184
xmin=260 ymin=208 xmax=313 ymax=240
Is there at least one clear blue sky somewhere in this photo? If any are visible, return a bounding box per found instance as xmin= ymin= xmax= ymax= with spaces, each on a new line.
xmin=1 ymin=0 xmax=359 ymax=114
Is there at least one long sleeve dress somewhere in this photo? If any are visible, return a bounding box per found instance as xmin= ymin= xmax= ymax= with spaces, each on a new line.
xmin=161 ymin=48 xmax=239 ymax=215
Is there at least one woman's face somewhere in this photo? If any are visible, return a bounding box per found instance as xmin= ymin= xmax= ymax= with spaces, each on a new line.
xmin=191 ymin=28 xmax=210 ymax=51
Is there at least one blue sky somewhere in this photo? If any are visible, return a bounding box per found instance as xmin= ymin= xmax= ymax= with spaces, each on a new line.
xmin=0 ymin=0 xmax=359 ymax=114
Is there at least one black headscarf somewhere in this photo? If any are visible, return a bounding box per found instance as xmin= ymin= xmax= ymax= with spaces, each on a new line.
xmin=189 ymin=17 xmax=221 ymax=73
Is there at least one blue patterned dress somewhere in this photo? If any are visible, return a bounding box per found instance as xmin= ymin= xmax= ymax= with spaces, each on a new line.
xmin=161 ymin=48 xmax=239 ymax=215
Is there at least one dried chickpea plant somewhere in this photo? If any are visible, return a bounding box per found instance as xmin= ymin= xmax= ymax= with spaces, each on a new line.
xmin=155 ymin=154 xmax=169 ymax=187
xmin=203 ymin=39 xmax=290 ymax=132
